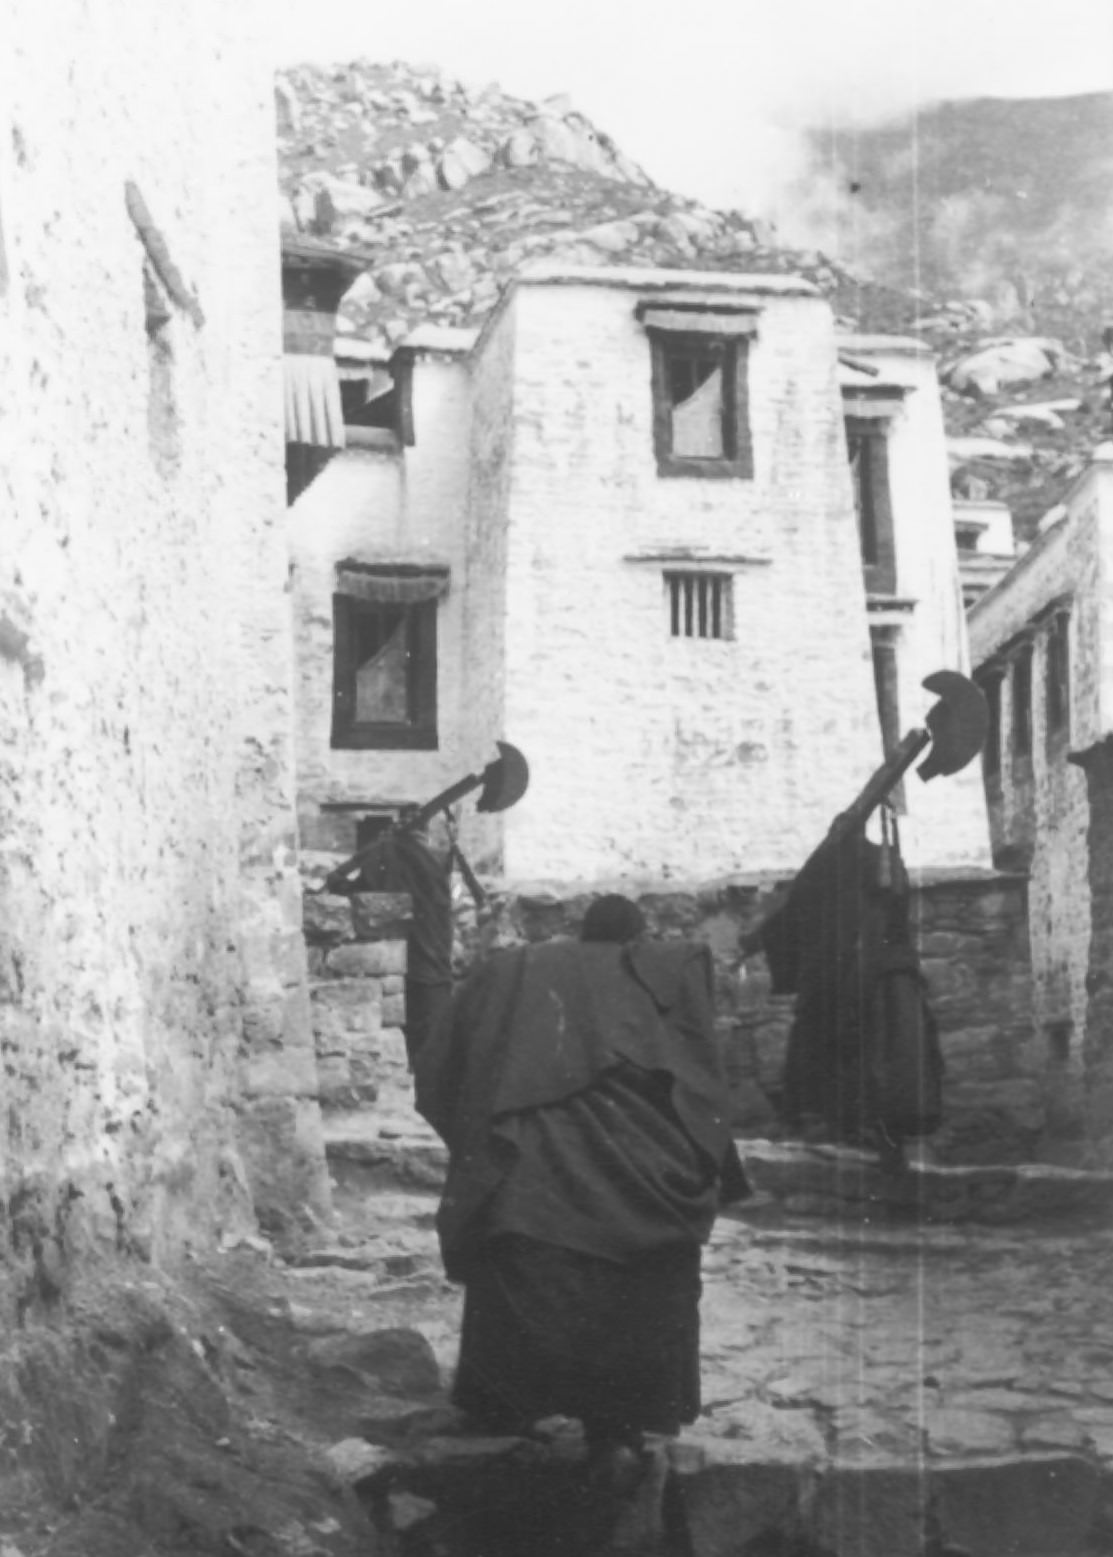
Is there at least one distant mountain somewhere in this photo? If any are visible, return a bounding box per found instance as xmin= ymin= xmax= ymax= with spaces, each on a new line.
xmin=276 ymin=67 xmax=1113 ymax=540
xmin=801 ymin=93 xmax=1113 ymax=342
xmin=275 ymin=59 xmax=919 ymax=356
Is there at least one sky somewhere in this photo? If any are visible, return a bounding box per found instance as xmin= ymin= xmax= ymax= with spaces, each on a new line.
xmin=267 ymin=0 xmax=1113 ymax=217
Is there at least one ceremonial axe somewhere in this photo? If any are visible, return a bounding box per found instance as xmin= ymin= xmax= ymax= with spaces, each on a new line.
xmin=319 ymin=741 xmax=530 ymax=895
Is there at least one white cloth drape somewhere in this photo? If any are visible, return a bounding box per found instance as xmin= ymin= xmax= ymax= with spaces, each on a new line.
xmin=283 ymin=353 xmax=346 ymax=448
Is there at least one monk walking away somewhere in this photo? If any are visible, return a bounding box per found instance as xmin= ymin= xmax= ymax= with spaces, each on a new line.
xmin=414 ymin=894 xmax=749 ymax=1489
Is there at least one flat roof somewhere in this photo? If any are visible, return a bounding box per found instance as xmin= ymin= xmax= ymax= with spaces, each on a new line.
xmin=514 ymin=262 xmax=820 ymax=298
xmin=837 ymin=332 xmax=933 ymax=356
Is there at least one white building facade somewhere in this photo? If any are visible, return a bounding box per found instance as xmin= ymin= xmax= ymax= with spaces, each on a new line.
xmin=289 ymin=266 xmax=991 ymax=891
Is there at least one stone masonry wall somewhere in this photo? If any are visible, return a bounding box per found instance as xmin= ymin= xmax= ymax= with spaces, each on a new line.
xmin=0 ymin=0 xmax=324 ymax=1314
xmin=301 ymin=868 xmax=412 ymax=1120
xmin=460 ymin=870 xmax=1041 ymax=1164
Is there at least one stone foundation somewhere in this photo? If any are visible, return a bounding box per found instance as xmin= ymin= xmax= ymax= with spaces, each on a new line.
xmin=300 ymin=862 xmax=412 ymax=1117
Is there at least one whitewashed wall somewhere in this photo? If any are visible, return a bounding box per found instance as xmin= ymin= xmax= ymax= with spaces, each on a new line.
xmin=494 ymin=272 xmax=880 ymax=885
xmin=844 ymin=337 xmax=992 ymax=871
xmin=0 ymin=0 xmax=320 ymax=1283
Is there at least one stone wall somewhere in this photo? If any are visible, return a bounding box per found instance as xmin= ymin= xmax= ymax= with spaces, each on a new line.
xmin=969 ymin=456 xmax=1113 ymax=1156
xmin=0 ymin=0 xmax=324 ymax=1312
xmin=461 ymin=869 xmax=1041 ymax=1164
xmin=301 ymin=869 xmax=412 ymax=1120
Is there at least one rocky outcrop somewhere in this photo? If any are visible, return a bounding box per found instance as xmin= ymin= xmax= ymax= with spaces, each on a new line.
xmin=276 ymin=59 xmax=917 ymax=365
xmin=277 ymin=61 xmax=1113 ymax=541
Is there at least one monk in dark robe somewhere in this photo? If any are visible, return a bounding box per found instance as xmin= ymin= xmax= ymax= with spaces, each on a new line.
xmin=413 ymin=895 xmax=748 ymax=1480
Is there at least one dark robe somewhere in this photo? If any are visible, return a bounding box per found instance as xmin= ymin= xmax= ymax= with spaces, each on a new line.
xmin=761 ymin=825 xmax=942 ymax=1144
xmin=414 ymin=937 xmax=748 ymax=1437
xmin=357 ymin=830 xmax=453 ymax=1061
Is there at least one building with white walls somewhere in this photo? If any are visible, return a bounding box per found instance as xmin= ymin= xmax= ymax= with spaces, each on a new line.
xmin=968 ymin=449 xmax=1113 ymax=1158
xmin=288 ymin=265 xmax=991 ymax=890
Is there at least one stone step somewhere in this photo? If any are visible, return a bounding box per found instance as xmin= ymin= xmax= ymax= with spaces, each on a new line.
xmin=323 ymin=1107 xmax=447 ymax=1193
xmin=739 ymin=1139 xmax=1113 ymax=1226
xmin=344 ymin=1429 xmax=1104 ymax=1557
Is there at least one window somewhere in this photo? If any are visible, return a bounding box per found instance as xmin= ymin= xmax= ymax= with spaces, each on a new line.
xmin=1012 ymin=644 xmax=1033 ymax=760
xmin=666 ymin=572 xmax=731 ymax=639
xmin=1046 ymin=610 xmax=1071 ymax=741
xmin=976 ymin=669 xmax=1003 ymax=779
xmin=339 ymin=353 xmax=414 ymax=444
xmin=638 ymin=300 xmax=757 ymax=479
xmin=331 ymin=565 xmax=446 ymax=749
xmin=846 ymin=418 xmax=895 ymax=594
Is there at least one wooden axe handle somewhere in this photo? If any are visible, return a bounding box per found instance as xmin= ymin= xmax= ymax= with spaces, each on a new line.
xmin=824 ymin=727 xmax=930 ymax=848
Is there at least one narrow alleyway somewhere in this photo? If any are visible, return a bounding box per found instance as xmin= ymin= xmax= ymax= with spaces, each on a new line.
xmin=6 ymin=1144 xmax=1112 ymax=1557
xmin=280 ymin=1137 xmax=1113 ymax=1556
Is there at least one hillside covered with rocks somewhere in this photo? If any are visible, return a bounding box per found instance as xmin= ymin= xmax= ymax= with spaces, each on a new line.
xmin=277 ymin=62 xmax=1113 ymax=542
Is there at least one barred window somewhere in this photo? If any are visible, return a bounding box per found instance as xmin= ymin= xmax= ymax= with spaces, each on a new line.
xmin=665 ymin=571 xmax=731 ymax=640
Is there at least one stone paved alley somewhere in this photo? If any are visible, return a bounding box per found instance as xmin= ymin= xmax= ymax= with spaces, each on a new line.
xmin=280 ymin=1127 xmax=1113 ymax=1557
xmin=7 ymin=1139 xmax=1113 ymax=1557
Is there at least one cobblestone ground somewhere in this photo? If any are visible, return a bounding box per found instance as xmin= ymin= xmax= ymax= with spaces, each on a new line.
xmin=329 ymin=1181 xmax=1113 ymax=1472
xmin=305 ymin=1169 xmax=1113 ymax=1552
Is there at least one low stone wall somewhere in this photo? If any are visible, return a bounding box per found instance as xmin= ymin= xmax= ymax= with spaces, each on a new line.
xmin=458 ymin=869 xmax=1042 ymax=1165
xmin=301 ymin=872 xmax=411 ymax=1116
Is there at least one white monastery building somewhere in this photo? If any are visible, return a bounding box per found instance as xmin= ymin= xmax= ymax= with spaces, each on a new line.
xmin=287 ymin=263 xmax=991 ymax=890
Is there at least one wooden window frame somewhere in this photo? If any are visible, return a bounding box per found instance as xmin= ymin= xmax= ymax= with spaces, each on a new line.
xmin=976 ymin=667 xmax=1004 ymax=781
xmin=846 ymin=417 xmax=896 ymax=596
xmin=649 ymin=331 xmax=753 ymax=480
xmin=1012 ymin=643 xmax=1034 ymax=762
xmin=1045 ymin=609 xmax=1071 ymax=744
xmin=331 ymin=592 xmax=437 ymax=751
xmin=664 ymin=570 xmax=733 ymax=640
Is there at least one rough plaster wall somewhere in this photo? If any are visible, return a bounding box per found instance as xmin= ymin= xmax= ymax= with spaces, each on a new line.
xmin=0 ymin=0 xmax=321 ymax=1296
xmin=459 ymin=304 xmax=516 ymax=873
xmin=859 ymin=345 xmax=991 ymax=871
xmin=496 ymin=281 xmax=882 ymax=886
xmin=967 ymin=469 xmax=1113 ymax=1119
xmin=288 ymin=357 xmax=473 ymax=856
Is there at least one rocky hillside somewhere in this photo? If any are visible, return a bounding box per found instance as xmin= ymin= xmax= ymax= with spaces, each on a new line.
xmin=276 ymin=60 xmax=918 ymax=346
xmin=277 ymin=63 xmax=1113 ymax=541
xmin=798 ymin=93 xmax=1113 ymax=538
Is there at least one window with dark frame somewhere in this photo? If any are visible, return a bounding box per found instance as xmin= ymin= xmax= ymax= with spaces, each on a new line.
xmin=845 ymin=418 xmax=895 ymax=594
xmin=977 ymin=669 xmax=1003 ymax=779
xmin=1045 ymin=610 xmax=1071 ymax=741
xmin=331 ymin=575 xmax=441 ymax=750
xmin=1012 ymin=644 xmax=1033 ymax=760
xmin=648 ymin=332 xmax=753 ymax=479
xmin=666 ymin=571 xmax=731 ymax=640
xmin=339 ymin=352 xmax=414 ymax=444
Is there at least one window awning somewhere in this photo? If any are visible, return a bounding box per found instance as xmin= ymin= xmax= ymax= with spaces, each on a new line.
xmin=640 ymin=307 xmax=759 ymax=338
xmin=336 ymin=565 xmax=450 ymax=605
xmin=842 ymin=393 xmax=907 ymax=419
xmin=284 ymin=354 xmax=345 ymax=449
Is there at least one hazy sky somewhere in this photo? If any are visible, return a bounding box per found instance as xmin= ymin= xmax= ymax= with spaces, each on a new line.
xmin=268 ymin=0 xmax=1113 ymax=215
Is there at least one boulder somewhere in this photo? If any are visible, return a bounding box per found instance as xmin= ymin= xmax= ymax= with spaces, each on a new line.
xmin=307 ymin=1326 xmax=441 ymax=1397
xmin=579 ymin=218 xmax=640 ymax=253
xmin=946 ymin=338 xmax=1068 ymax=396
xmin=502 ymin=128 xmax=538 ymax=168
xmin=438 ymin=136 xmax=492 ymax=190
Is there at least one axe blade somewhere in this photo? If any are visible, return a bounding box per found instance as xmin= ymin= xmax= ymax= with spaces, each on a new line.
xmin=917 ymin=670 xmax=989 ymax=782
xmin=476 ymin=740 xmax=530 ymax=814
